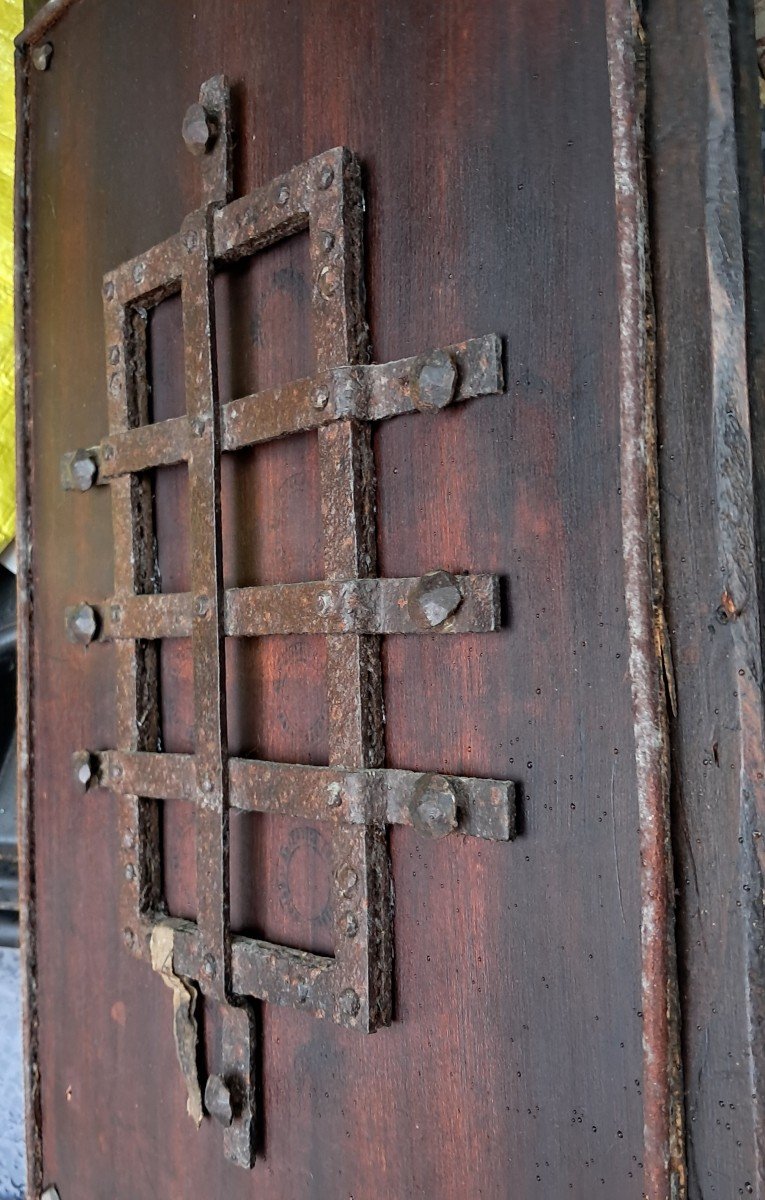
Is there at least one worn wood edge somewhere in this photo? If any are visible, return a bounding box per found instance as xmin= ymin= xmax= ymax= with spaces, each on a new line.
xmin=14 ymin=42 xmax=43 ymax=1200
xmin=16 ymin=0 xmax=82 ymax=47
xmin=703 ymin=0 xmax=765 ymax=1185
xmin=605 ymin=3 xmax=686 ymax=1197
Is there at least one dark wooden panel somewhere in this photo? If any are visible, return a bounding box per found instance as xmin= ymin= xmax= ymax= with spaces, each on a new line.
xmin=646 ymin=0 xmax=765 ymax=1195
xmin=21 ymin=1 xmax=648 ymax=1197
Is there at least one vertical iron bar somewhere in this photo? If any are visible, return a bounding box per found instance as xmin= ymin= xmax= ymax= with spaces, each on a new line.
xmin=182 ymin=206 xmax=231 ymax=1000
xmin=103 ymin=284 xmax=161 ymax=961
xmin=311 ymin=149 xmax=392 ymax=1031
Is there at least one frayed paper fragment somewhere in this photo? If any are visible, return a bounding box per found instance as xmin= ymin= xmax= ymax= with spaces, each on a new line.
xmin=150 ymin=924 xmax=203 ymax=1126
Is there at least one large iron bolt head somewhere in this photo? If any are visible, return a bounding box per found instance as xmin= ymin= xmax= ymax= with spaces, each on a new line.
xmin=412 ymin=350 xmax=458 ymax=411
xmin=31 ymin=42 xmax=53 ymax=72
xmin=71 ymin=450 xmax=98 ymax=492
xmin=72 ymin=750 xmax=96 ymax=790
xmin=66 ymin=602 xmax=99 ymax=645
xmin=407 ymin=570 xmax=463 ymax=629
xmin=204 ymin=1073 xmax=235 ymax=1127
xmin=410 ymin=774 xmax=458 ymax=840
xmin=182 ymin=102 xmax=217 ymax=156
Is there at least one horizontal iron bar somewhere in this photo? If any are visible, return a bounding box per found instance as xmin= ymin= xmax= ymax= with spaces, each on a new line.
xmin=61 ymin=335 xmax=502 ymax=485
xmin=92 ymin=752 xmax=515 ymax=841
xmin=86 ymin=573 xmax=501 ymax=640
xmin=158 ymin=916 xmax=338 ymax=1019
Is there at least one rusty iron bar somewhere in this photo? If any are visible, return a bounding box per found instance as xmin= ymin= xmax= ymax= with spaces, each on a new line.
xmin=61 ymin=333 xmax=502 ymax=487
xmin=103 ymin=255 xmax=162 ymax=965
xmin=312 ymin=148 xmax=393 ymax=1035
xmin=86 ymin=751 xmax=516 ymax=841
xmin=182 ymin=204 xmax=231 ymax=1003
xmin=71 ymin=572 xmax=501 ymax=640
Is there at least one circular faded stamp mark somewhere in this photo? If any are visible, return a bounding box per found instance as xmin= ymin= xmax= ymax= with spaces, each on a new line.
xmin=277 ymin=826 xmax=333 ymax=927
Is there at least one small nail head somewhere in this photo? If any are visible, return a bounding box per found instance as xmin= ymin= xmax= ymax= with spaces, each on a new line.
xmin=202 ymin=954 xmax=217 ymax=977
xmin=313 ymin=385 xmax=330 ymax=410
xmin=336 ymin=864 xmax=358 ymax=897
xmin=341 ymin=911 xmax=359 ymax=938
xmin=338 ymin=988 xmax=360 ymax=1017
xmin=276 ymin=185 xmax=290 ymax=206
xmin=326 ymin=782 xmax=343 ymax=808
xmin=124 ymin=864 xmax=136 ymax=881
xmin=318 ymin=266 xmax=338 ymax=299
xmin=318 ymin=164 xmax=335 ymax=190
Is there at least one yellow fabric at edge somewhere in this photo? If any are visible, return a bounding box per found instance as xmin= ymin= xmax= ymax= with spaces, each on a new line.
xmin=0 ymin=1 xmax=20 ymax=552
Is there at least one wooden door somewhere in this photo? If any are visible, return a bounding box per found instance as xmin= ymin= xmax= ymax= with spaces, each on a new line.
xmin=15 ymin=1 xmax=765 ymax=1198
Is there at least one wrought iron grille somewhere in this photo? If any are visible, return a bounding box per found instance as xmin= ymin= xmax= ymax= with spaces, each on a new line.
xmin=62 ymin=76 xmax=516 ymax=1167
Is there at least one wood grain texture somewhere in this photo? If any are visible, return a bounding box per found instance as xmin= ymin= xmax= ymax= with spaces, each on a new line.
xmin=21 ymin=1 xmax=650 ymax=1196
xmin=646 ymin=0 xmax=765 ymax=1195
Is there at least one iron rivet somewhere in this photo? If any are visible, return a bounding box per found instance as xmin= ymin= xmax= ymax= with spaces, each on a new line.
xmin=336 ymin=864 xmax=358 ymax=897
xmin=204 ymin=1073 xmax=234 ymax=1126
xmin=313 ymin=385 xmax=330 ymax=410
xmin=408 ymin=570 xmax=462 ymax=629
xmin=202 ymin=954 xmax=217 ymax=977
xmin=327 ymin=782 xmax=343 ymax=808
xmin=338 ymin=988 xmax=360 ymax=1018
xmin=132 ymin=263 xmax=145 ymax=285
xmin=341 ymin=912 xmax=359 ymax=938
xmin=72 ymin=750 xmax=94 ymax=789
xmin=276 ymin=185 xmax=290 ymax=206
xmin=31 ymin=42 xmax=53 ymax=71
xmin=124 ymin=864 xmax=136 ymax=881
xmin=191 ymin=416 xmax=206 ymax=437
xmin=321 ymin=231 xmax=335 ymax=251
xmin=182 ymin=102 xmax=217 ymax=157
xmin=412 ymin=349 xmax=458 ymax=411
xmin=110 ymin=604 xmax=122 ymax=622
xmin=195 ymin=595 xmax=210 ymax=617
xmin=716 ymin=605 xmax=730 ymax=625
xmin=296 ymin=978 xmax=309 ymax=1003
xmin=316 ymin=591 xmax=333 ymax=616
xmin=66 ymin=602 xmax=98 ymax=645
xmin=122 ymin=830 xmax=136 ymax=850
xmin=108 ymin=345 xmax=120 ymax=365
xmin=184 ymin=229 xmax=199 ymax=253
xmin=108 ymin=372 xmax=121 ymax=397
xmin=122 ymin=927 xmax=136 ymax=949
xmin=71 ymin=451 xmax=98 ymax=492
xmin=201 ymin=777 xmax=214 ymax=794
xmin=318 ymin=164 xmax=335 ymax=190
xmin=103 ymin=280 xmax=115 ymax=301
xmin=318 ymin=266 xmax=338 ymax=299
xmin=111 ymin=762 xmax=124 ymax=781
xmin=102 ymin=443 xmax=115 ymax=461
xmin=409 ymin=773 xmax=459 ymax=840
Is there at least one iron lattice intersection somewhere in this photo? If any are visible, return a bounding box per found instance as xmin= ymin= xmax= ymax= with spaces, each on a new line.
xmin=63 ymin=76 xmax=516 ymax=1167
